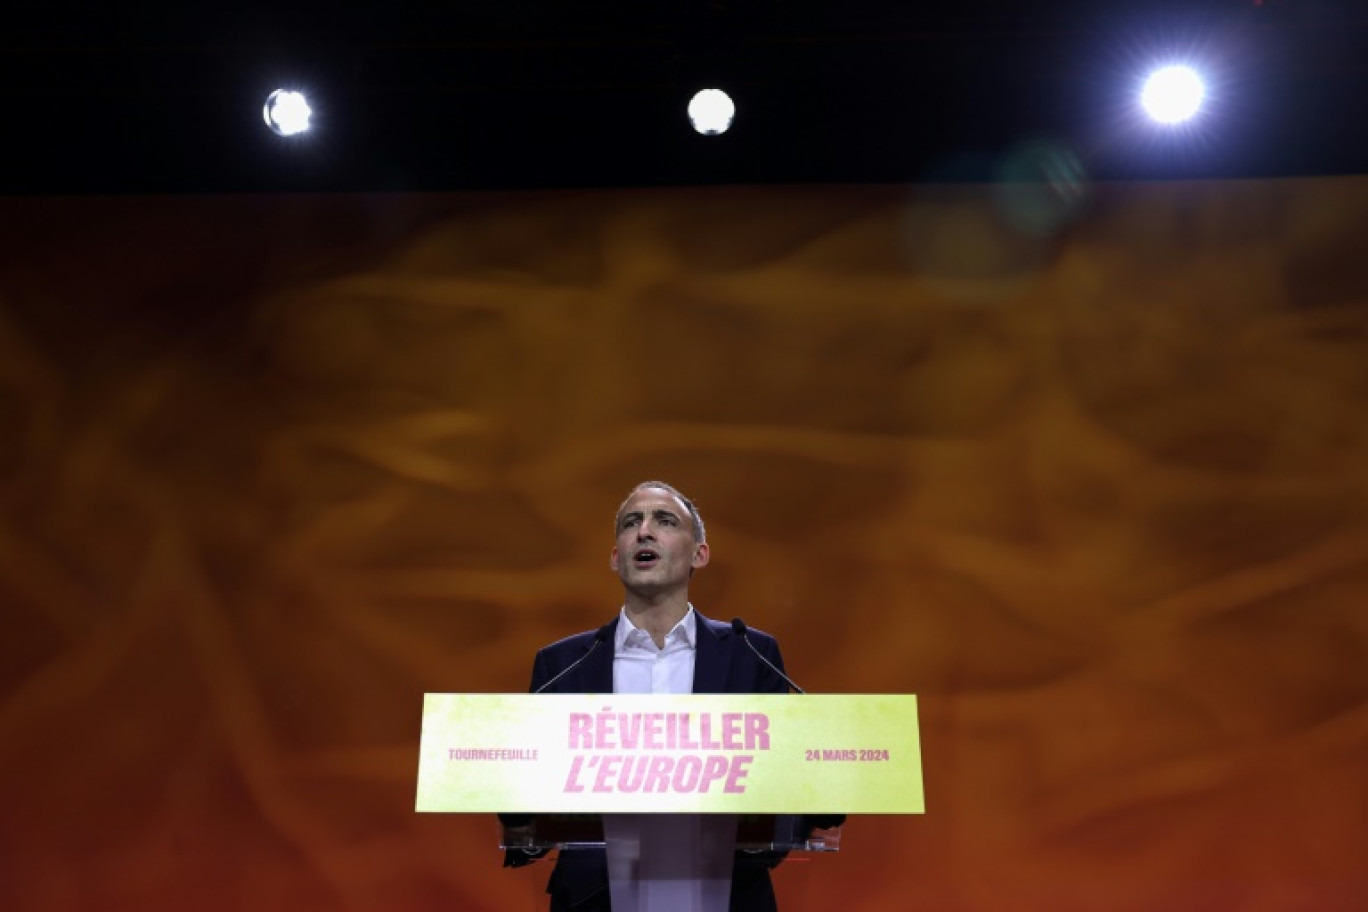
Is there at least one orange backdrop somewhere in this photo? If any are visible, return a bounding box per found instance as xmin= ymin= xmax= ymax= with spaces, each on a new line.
xmin=1 ymin=179 xmax=1366 ymax=911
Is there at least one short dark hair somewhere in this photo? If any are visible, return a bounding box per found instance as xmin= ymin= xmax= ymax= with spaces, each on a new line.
xmin=618 ymin=480 xmax=707 ymax=543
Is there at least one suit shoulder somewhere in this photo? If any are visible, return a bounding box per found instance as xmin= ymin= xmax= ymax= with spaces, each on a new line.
xmin=699 ymin=613 xmax=781 ymax=647
xmin=538 ymin=626 xmax=607 ymax=657
xmin=744 ymin=624 xmax=779 ymax=645
xmin=736 ymin=622 xmax=781 ymax=648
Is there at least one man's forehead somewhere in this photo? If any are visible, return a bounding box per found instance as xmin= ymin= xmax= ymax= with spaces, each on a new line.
xmin=617 ymin=487 xmax=687 ymax=517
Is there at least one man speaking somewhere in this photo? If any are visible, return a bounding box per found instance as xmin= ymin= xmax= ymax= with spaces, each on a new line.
xmin=513 ymin=481 xmax=797 ymax=912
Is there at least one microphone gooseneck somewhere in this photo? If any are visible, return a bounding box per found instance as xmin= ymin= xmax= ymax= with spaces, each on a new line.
xmin=731 ymin=617 xmax=806 ymax=694
xmin=534 ymin=623 xmax=612 ymax=694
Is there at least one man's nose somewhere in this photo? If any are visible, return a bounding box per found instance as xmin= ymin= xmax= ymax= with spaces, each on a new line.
xmin=635 ymin=522 xmax=655 ymax=540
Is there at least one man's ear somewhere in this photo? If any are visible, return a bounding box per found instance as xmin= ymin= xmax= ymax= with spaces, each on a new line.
xmin=609 ymin=547 xmax=619 ymax=572
xmin=691 ymin=542 xmax=710 ymax=570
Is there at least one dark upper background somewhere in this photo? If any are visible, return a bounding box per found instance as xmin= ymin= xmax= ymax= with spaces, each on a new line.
xmin=3 ymin=0 xmax=1367 ymax=192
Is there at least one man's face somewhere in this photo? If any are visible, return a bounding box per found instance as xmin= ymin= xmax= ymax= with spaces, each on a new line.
xmin=610 ymin=487 xmax=709 ymax=597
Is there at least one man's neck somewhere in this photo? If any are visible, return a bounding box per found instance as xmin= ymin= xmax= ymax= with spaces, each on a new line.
xmin=623 ymin=595 xmax=691 ymax=649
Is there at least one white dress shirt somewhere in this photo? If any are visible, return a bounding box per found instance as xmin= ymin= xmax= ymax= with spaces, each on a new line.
xmin=613 ymin=605 xmax=697 ymax=696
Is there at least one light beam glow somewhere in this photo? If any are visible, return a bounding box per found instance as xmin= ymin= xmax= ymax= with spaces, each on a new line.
xmin=1141 ymin=65 xmax=1205 ymax=125
xmin=263 ymin=89 xmax=312 ymax=137
xmin=687 ymin=89 xmax=735 ymax=136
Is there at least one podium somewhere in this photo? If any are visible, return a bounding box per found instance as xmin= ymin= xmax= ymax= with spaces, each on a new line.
xmin=416 ymin=693 xmax=921 ymax=910
xmin=499 ymin=813 xmax=843 ymax=853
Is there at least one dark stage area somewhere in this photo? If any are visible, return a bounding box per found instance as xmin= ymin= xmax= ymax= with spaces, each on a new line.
xmin=5 ymin=0 xmax=1368 ymax=191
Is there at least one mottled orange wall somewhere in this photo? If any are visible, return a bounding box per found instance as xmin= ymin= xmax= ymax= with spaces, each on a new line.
xmin=1 ymin=180 xmax=1366 ymax=911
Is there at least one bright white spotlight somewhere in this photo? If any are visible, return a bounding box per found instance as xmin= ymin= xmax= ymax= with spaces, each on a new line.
xmin=687 ymin=88 xmax=735 ymax=136
xmin=1141 ymin=66 xmax=1205 ymax=125
xmin=263 ymin=89 xmax=312 ymax=136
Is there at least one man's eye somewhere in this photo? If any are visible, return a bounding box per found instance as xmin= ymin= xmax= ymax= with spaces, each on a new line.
xmin=661 ymin=517 xmax=676 ymax=525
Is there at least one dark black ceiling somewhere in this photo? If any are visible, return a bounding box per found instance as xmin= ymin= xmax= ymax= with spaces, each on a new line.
xmin=4 ymin=0 xmax=1367 ymax=192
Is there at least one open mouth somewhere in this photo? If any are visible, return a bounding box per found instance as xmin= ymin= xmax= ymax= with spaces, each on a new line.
xmin=633 ymin=549 xmax=660 ymax=566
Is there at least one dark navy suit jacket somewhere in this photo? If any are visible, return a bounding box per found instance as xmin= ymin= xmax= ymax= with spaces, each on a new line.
xmin=527 ymin=611 xmax=790 ymax=912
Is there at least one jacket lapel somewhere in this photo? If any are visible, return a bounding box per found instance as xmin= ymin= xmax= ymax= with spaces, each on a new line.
xmin=578 ymin=617 xmax=617 ymax=693
xmin=691 ymin=610 xmax=733 ymax=693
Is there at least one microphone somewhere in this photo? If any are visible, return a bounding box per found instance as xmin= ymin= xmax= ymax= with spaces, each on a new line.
xmin=534 ymin=623 xmax=612 ymax=693
xmin=731 ymin=617 xmax=806 ymax=694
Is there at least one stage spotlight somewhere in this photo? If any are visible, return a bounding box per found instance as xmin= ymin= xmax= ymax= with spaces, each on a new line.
xmin=263 ymin=89 xmax=312 ymax=136
xmin=1141 ymin=65 xmax=1205 ymax=124
xmin=687 ymin=88 xmax=735 ymax=136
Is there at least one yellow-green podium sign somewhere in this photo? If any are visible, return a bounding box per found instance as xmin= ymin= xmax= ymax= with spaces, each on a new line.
xmin=416 ymin=694 xmax=923 ymax=815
